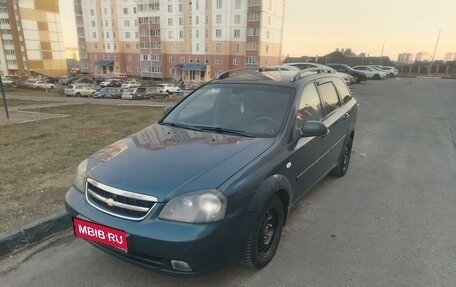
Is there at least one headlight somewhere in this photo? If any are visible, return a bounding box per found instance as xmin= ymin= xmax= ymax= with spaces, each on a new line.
xmin=159 ymin=190 xmax=227 ymax=223
xmin=73 ymin=159 xmax=88 ymax=193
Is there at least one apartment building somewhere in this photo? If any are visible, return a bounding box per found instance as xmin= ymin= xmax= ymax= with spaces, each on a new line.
xmin=0 ymin=0 xmax=66 ymax=77
xmin=76 ymin=0 xmax=285 ymax=82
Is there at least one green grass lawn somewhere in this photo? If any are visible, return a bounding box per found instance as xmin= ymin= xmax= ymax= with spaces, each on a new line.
xmin=0 ymin=104 xmax=163 ymax=233
xmin=0 ymin=99 xmax=61 ymax=107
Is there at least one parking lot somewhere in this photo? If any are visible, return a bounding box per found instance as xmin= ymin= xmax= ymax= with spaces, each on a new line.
xmin=1 ymin=78 xmax=455 ymax=286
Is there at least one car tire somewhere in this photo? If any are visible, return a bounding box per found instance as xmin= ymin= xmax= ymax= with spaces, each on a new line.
xmin=389 ymin=73 xmax=394 ymax=78
xmin=330 ymin=134 xmax=354 ymax=177
xmin=75 ymin=92 xmax=81 ymax=97
xmin=241 ymin=195 xmax=284 ymax=269
xmin=373 ymin=74 xmax=380 ymax=80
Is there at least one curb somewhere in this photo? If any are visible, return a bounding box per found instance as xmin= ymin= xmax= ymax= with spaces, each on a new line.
xmin=0 ymin=210 xmax=71 ymax=258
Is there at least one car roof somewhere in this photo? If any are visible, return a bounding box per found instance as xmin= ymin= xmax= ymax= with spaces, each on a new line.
xmin=210 ymin=70 xmax=343 ymax=88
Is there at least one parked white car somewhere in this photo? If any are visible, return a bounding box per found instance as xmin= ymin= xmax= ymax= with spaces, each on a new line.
xmin=64 ymin=84 xmax=98 ymax=97
xmin=352 ymin=66 xmax=387 ymax=80
xmin=121 ymin=79 xmax=142 ymax=89
xmin=157 ymin=83 xmax=181 ymax=93
xmin=379 ymin=66 xmax=399 ymax=77
xmin=35 ymin=81 xmax=55 ymax=89
xmin=1 ymin=77 xmax=14 ymax=85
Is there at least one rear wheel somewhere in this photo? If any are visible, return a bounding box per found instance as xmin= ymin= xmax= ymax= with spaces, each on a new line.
xmin=330 ymin=135 xmax=353 ymax=177
xmin=373 ymin=74 xmax=380 ymax=80
xmin=241 ymin=195 xmax=284 ymax=269
xmin=75 ymin=92 xmax=81 ymax=97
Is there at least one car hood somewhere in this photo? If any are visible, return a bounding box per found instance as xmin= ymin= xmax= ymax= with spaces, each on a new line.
xmin=86 ymin=124 xmax=275 ymax=202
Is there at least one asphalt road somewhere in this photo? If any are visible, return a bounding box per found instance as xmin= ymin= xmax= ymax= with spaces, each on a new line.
xmin=1 ymin=78 xmax=455 ymax=287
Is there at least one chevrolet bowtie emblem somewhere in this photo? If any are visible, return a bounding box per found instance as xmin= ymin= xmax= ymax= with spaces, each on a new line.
xmin=105 ymin=198 xmax=115 ymax=206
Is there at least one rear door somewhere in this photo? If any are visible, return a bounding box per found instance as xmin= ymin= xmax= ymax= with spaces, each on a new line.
xmin=315 ymin=78 xmax=348 ymax=170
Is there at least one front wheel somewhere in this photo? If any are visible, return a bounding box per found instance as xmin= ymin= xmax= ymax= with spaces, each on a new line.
xmin=330 ymin=135 xmax=353 ymax=177
xmin=241 ymin=195 xmax=284 ymax=269
xmin=373 ymin=74 xmax=380 ymax=80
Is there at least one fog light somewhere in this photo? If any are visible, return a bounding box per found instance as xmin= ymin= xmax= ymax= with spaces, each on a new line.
xmin=171 ymin=260 xmax=192 ymax=272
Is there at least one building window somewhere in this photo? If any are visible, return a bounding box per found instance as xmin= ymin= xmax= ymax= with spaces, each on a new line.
xmin=196 ymin=16 xmax=199 ymax=24
xmin=169 ymin=56 xmax=174 ymax=63
xmin=123 ymin=8 xmax=128 ymax=14
xmin=248 ymin=0 xmax=261 ymax=6
xmin=233 ymin=58 xmax=239 ymax=65
xmin=234 ymin=15 xmax=241 ymax=24
xmin=92 ymin=32 xmax=96 ymax=38
xmin=215 ymin=57 xmax=221 ymax=65
xmin=93 ymin=43 xmax=98 ymax=48
xmin=215 ymin=29 xmax=222 ymax=38
xmin=247 ymin=27 xmax=260 ymax=36
xmin=216 ymin=0 xmax=222 ymax=9
xmin=168 ymin=31 xmax=173 ymax=39
xmin=205 ymin=57 xmax=209 ymax=64
xmin=168 ymin=5 xmax=172 ymax=12
xmin=195 ymin=43 xmax=200 ymax=51
xmin=234 ymin=29 xmax=240 ymax=38
xmin=205 ymin=44 xmax=208 ymax=52
xmin=91 ymin=20 xmax=95 ymax=27
xmin=196 ymin=56 xmax=200 ymax=63
xmin=189 ymin=57 xmax=193 ymax=63
xmin=179 ymin=17 xmax=183 ymax=25
xmin=168 ymin=18 xmax=173 ymax=26
xmin=266 ymin=30 xmax=270 ymax=39
xmin=247 ymin=42 xmax=258 ymax=51
xmin=233 ymin=43 xmax=239 ymax=52
xmin=125 ymin=32 xmax=131 ymax=38
xmin=195 ymin=0 xmax=199 ymax=9
xmin=247 ymin=12 xmax=260 ymax=21
xmin=179 ymin=30 xmax=184 ymax=39
xmin=196 ymin=30 xmax=200 ymax=38
xmin=216 ymin=15 xmax=222 ymax=23
xmin=216 ymin=43 xmax=221 ymax=52
xmin=178 ymin=3 xmax=183 ymax=12
xmin=179 ymin=44 xmax=184 ymax=51
xmin=90 ymin=9 xmax=94 ymax=15
xmin=124 ymin=20 xmax=130 ymax=27
xmin=246 ymin=56 xmax=258 ymax=64
xmin=180 ymin=56 xmax=185 ymax=63
xmin=235 ymin=0 xmax=242 ymax=9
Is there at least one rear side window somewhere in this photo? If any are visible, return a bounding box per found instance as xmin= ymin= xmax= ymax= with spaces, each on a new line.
xmin=317 ymin=81 xmax=341 ymax=117
xmin=332 ymin=78 xmax=352 ymax=104
xmin=297 ymin=83 xmax=322 ymax=122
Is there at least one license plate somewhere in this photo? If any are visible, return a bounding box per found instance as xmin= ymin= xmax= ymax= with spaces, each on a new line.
xmin=72 ymin=217 xmax=128 ymax=252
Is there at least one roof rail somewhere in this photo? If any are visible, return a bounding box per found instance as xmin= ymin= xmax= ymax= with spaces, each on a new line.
xmin=290 ymin=68 xmax=328 ymax=82
xmin=217 ymin=67 xmax=262 ymax=79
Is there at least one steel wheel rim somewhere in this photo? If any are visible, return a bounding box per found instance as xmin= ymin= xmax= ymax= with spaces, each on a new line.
xmin=342 ymin=140 xmax=352 ymax=170
xmin=257 ymin=209 xmax=277 ymax=256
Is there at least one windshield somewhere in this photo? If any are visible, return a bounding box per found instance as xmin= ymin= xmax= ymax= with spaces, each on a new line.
xmin=161 ymin=84 xmax=294 ymax=137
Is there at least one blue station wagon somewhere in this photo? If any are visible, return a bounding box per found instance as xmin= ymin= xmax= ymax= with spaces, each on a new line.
xmin=65 ymin=69 xmax=357 ymax=275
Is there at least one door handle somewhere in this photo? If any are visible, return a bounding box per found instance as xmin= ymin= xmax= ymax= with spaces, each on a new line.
xmin=343 ymin=113 xmax=350 ymax=119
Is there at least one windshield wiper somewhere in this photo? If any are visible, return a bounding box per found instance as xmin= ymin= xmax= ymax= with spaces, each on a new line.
xmin=161 ymin=122 xmax=203 ymax=132
xmin=194 ymin=125 xmax=255 ymax=138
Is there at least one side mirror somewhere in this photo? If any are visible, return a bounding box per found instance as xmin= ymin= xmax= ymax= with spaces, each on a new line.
xmin=299 ymin=121 xmax=329 ymax=137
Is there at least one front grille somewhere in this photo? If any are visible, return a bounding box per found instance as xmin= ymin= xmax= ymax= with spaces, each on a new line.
xmin=85 ymin=178 xmax=158 ymax=220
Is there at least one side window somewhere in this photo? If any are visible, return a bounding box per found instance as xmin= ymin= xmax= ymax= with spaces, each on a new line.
xmin=332 ymin=77 xmax=352 ymax=104
xmin=297 ymin=83 xmax=323 ymax=123
xmin=317 ymin=81 xmax=341 ymax=117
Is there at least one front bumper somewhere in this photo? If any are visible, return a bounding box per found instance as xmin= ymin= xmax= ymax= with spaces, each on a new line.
xmin=65 ymin=186 xmax=256 ymax=276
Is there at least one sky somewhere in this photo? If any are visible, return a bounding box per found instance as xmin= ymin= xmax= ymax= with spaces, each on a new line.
xmin=59 ymin=0 xmax=456 ymax=60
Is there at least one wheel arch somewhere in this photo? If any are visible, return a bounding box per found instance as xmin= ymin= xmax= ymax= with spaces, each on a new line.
xmin=246 ymin=174 xmax=292 ymax=225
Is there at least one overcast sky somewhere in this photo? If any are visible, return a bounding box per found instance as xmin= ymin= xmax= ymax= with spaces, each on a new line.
xmin=60 ymin=0 xmax=456 ymax=60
